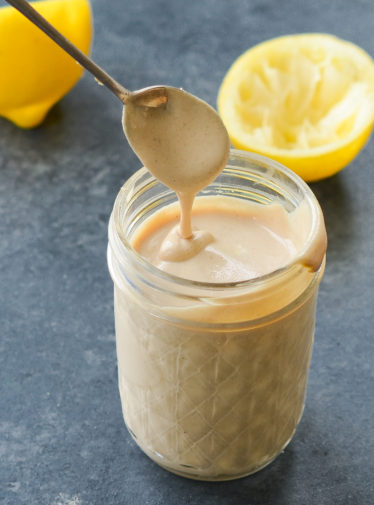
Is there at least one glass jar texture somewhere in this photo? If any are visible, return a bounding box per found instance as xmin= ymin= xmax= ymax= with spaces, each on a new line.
xmin=107 ymin=150 xmax=326 ymax=481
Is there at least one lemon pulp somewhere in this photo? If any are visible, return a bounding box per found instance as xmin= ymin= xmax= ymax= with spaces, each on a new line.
xmin=218 ymin=34 xmax=374 ymax=181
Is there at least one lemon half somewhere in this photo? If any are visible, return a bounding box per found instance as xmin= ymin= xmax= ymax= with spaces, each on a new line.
xmin=218 ymin=34 xmax=374 ymax=181
xmin=0 ymin=0 xmax=92 ymax=128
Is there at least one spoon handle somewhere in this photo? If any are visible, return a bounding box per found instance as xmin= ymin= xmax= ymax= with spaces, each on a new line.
xmin=5 ymin=0 xmax=132 ymax=104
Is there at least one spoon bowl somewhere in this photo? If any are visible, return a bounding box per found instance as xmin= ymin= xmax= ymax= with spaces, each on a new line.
xmin=123 ymin=86 xmax=230 ymax=195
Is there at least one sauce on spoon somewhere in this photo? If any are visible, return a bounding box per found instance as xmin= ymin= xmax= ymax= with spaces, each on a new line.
xmin=123 ymin=86 xmax=230 ymax=259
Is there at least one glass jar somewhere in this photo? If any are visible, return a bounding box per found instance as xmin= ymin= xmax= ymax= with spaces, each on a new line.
xmin=107 ymin=149 xmax=327 ymax=481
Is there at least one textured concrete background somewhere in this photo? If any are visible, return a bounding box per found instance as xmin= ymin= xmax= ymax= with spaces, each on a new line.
xmin=0 ymin=0 xmax=373 ymax=504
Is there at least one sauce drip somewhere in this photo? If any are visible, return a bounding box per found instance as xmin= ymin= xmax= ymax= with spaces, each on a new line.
xmin=123 ymin=86 xmax=230 ymax=250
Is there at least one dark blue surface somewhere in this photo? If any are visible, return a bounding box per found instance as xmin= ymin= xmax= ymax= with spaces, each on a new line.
xmin=1 ymin=0 xmax=373 ymax=504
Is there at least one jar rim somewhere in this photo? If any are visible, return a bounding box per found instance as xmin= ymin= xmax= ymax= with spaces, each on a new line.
xmin=111 ymin=149 xmax=326 ymax=294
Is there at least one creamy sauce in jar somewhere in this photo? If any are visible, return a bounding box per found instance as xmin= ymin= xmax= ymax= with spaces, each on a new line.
xmin=111 ymin=88 xmax=328 ymax=480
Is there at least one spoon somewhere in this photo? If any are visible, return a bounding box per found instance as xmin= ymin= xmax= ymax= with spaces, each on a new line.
xmin=7 ymin=0 xmax=231 ymax=240
xmin=5 ymin=0 xmax=168 ymax=107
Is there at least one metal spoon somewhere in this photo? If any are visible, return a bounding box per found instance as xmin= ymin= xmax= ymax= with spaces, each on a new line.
xmin=5 ymin=0 xmax=168 ymax=107
xmin=7 ymin=0 xmax=231 ymax=244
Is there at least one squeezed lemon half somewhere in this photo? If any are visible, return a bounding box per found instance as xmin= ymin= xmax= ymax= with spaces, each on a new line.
xmin=217 ymin=34 xmax=374 ymax=181
xmin=0 ymin=0 xmax=92 ymax=129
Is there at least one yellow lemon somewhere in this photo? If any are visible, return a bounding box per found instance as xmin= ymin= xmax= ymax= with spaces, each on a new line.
xmin=0 ymin=0 xmax=92 ymax=128
xmin=217 ymin=34 xmax=374 ymax=181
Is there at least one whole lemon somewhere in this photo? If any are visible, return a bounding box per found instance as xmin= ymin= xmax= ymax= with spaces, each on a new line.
xmin=218 ymin=34 xmax=374 ymax=181
xmin=0 ymin=0 xmax=92 ymax=128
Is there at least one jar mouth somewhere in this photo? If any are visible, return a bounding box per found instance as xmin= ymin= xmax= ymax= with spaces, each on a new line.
xmin=111 ymin=149 xmax=326 ymax=293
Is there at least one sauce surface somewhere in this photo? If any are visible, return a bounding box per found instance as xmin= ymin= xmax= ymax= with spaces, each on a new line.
xmin=132 ymin=196 xmax=310 ymax=283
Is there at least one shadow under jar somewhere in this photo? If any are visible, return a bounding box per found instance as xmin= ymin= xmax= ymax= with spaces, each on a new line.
xmin=107 ymin=149 xmax=327 ymax=481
